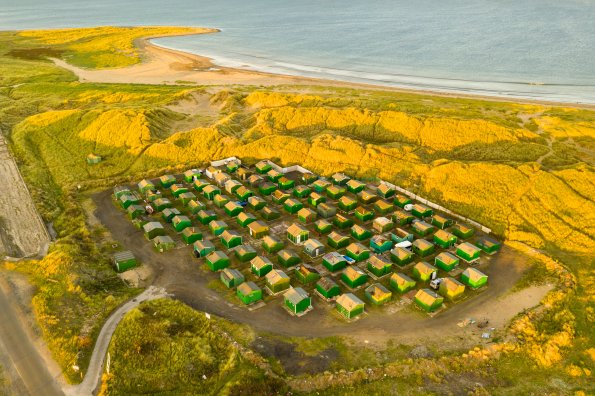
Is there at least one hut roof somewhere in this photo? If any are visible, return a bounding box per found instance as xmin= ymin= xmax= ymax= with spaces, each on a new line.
xmin=414 ymin=261 xmax=437 ymax=275
xmin=337 ymin=293 xmax=364 ymax=310
xmin=284 ymin=287 xmax=309 ymax=304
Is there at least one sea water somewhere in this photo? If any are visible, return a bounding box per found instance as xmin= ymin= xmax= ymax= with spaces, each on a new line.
xmin=2 ymin=0 xmax=595 ymax=103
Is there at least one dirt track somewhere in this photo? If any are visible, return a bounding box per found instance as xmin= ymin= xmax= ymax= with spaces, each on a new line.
xmin=94 ymin=189 xmax=546 ymax=344
xmin=0 ymin=133 xmax=50 ymax=258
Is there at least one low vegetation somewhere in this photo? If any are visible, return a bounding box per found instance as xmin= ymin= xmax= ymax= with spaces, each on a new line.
xmin=0 ymin=27 xmax=592 ymax=394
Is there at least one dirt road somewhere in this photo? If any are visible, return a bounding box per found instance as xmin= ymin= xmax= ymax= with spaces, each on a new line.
xmin=94 ymin=190 xmax=544 ymax=342
xmin=0 ymin=133 xmax=50 ymax=258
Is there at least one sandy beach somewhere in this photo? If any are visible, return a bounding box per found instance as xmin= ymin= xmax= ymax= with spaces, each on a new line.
xmin=52 ymin=33 xmax=594 ymax=108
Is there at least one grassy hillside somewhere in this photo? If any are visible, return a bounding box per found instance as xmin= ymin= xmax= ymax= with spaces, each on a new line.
xmin=0 ymin=27 xmax=593 ymax=394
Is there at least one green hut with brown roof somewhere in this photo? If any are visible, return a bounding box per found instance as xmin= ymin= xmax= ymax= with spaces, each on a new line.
xmin=358 ymin=190 xmax=379 ymax=204
xmin=235 ymin=244 xmax=257 ymax=262
xmin=342 ymin=266 xmax=368 ymax=288
xmin=390 ymin=272 xmax=416 ymax=293
xmin=159 ymin=174 xmax=176 ymax=188
xmin=235 ymin=186 xmax=253 ymax=201
xmin=412 ymin=238 xmax=435 ymax=257
xmin=287 ymin=223 xmax=310 ymax=244
xmin=119 ymin=193 xmax=141 ymax=209
xmin=370 ymin=235 xmax=393 ymax=253
xmin=293 ymin=185 xmax=311 ymax=198
xmin=390 ymin=247 xmax=413 ymax=266
xmin=316 ymin=277 xmax=341 ymax=300
xmin=183 ymin=169 xmax=202 ymax=183
xmin=376 ymin=183 xmax=395 ymax=199
xmin=221 ymin=230 xmax=243 ymax=249
xmin=193 ymin=240 xmax=215 ymax=258
xmin=355 ymin=206 xmax=374 ymax=222
xmin=127 ymin=204 xmax=145 ymax=220
xmin=392 ymin=228 xmax=414 ymax=244
xmin=314 ymin=219 xmax=333 ymax=234
xmin=284 ymin=287 xmax=312 ymax=315
xmin=172 ymin=215 xmax=192 ymax=232
xmin=247 ymin=174 xmax=264 ymax=186
xmin=277 ymin=249 xmax=301 ymax=268
xmin=278 ymin=176 xmax=295 ymax=190
xmin=394 ymin=194 xmax=412 ymax=208
xmin=308 ymin=192 xmax=326 ymax=207
xmin=345 ymin=242 xmax=371 ymax=262
xmin=373 ymin=217 xmax=394 ymax=233
xmin=255 ymin=160 xmax=272 ymax=174
xmin=393 ymin=210 xmax=414 ymax=225
xmin=162 ymin=207 xmax=181 ymax=223
xmin=248 ymin=220 xmax=269 ymax=239
xmin=206 ymin=251 xmax=231 ymax=271
xmin=237 ymin=212 xmax=257 ymax=227
xmin=266 ymin=269 xmax=291 ymax=294
xmin=326 ymin=185 xmax=346 ymax=200
xmin=331 ymin=173 xmax=350 ymax=186
xmin=461 ymin=267 xmax=488 ymax=289
xmin=414 ymin=289 xmax=443 ymax=312
xmin=475 ymin=237 xmax=501 ymax=255
xmin=302 ymin=172 xmax=318 ymax=185
xmin=138 ymin=179 xmax=155 ymax=194
xmin=154 ymin=198 xmax=172 ymax=212
xmin=432 ymin=214 xmax=454 ymax=230
xmin=181 ymin=227 xmax=202 ymax=244
xmin=262 ymin=235 xmax=284 ymax=253
xmin=346 ymin=179 xmax=365 ymax=193
xmin=327 ymin=231 xmax=350 ymax=249
xmin=261 ymin=206 xmax=280 ymax=221
xmin=433 ymin=229 xmax=457 ymax=248
xmin=272 ymin=189 xmax=290 ymax=204
xmin=178 ymin=191 xmax=196 ymax=206
xmin=365 ymin=283 xmax=392 ymax=305
xmin=336 ymin=293 xmax=365 ymax=319
xmin=226 ymin=160 xmax=240 ymax=173
xmin=197 ymin=210 xmax=217 ymax=225
xmin=439 ymin=277 xmax=466 ymax=300
xmin=221 ymin=268 xmax=245 ymax=288
xmin=170 ymin=184 xmax=189 ymax=198
xmin=259 ymin=182 xmax=277 ymax=196
xmin=224 ymin=201 xmax=244 ymax=217
xmin=367 ymin=255 xmax=392 ymax=277
xmin=338 ymin=196 xmax=358 ymax=212
xmin=322 ymin=252 xmax=347 ymax=272
xmin=153 ymin=235 xmax=175 ymax=252
xmin=213 ymin=194 xmax=230 ymax=208
xmin=203 ymin=185 xmax=221 ymax=200
xmin=193 ymin=179 xmax=209 ymax=192
xmin=451 ymin=223 xmax=475 ymax=239
xmin=412 ymin=220 xmax=435 ymax=236
xmin=311 ymin=179 xmax=331 ymax=193
xmin=251 ymin=256 xmax=273 ymax=277
xmin=209 ymin=220 xmax=229 ymax=236
xmin=412 ymin=203 xmax=433 ymax=218
xmin=317 ymin=203 xmax=337 ymax=218
xmin=435 ymin=252 xmax=460 ymax=272
xmin=284 ymin=198 xmax=303 ymax=214
xmin=237 ymin=281 xmax=262 ymax=305
xmin=374 ymin=199 xmax=394 ymax=215
xmin=297 ymin=207 xmax=317 ymax=224
xmin=143 ymin=222 xmax=165 ymax=240
xmin=295 ymin=265 xmax=321 ymax=284
xmin=248 ymin=196 xmax=266 ymax=210
xmin=267 ymin=169 xmax=282 ymax=183
xmin=412 ymin=261 xmax=438 ymax=282
xmin=333 ymin=213 xmax=354 ymax=229
xmin=351 ymin=224 xmax=372 ymax=241
xmin=456 ymin=242 xmax=481 ymax=262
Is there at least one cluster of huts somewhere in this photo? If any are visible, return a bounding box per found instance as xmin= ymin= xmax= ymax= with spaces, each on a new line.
xmin=112 ymin=159 xmax=500 ymax=320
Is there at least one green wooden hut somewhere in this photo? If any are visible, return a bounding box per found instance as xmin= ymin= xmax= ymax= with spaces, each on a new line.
xmin=261 ymin=206 xmax=280 ymax=221
xmin=162 ymin=207 xmax=181 ymax=223
xmin=394 ymin=194 xmax=412 ymax=208
xmin=209 ymin=220 xmax=229 ymax=236
xmin=248 ymin=220 xmax=269 ymax=239
xmin=112 ymin=251 xmax=137 ymax=273
xmin=393 ymin=210 xmax=414 ymax=225
xmin=456 ymin=242 xmax=481 ymax=262
xmin=272 ymin=189 xmax=290 ymax=204
xmin=373 ymin=217 xmax=394 ymax=233
xmin=326 ymin=185 xmax=346 ymax=200
xmin=248 ymin=196 xmax=266 ymax=210
xmin=451 ymin=223 xmax=475 ymax=239
xmin=138 ymin=179 xmax=155 ymax=194
xmin=153 ymin=235 xmax=175 ymax=252
xmin=412 ymin=261 xmax=438 ymax=282
xmin=178 ymin=192 xmax=196 ymax=206
xmin=247 ymin=174 xmax=264 ymax=186
xmin=367 ymin=255 xmax=392 ymax=277
xmin=277 ymin=249 xmax=301 ymax=268
xmin=435 ymin=252 xmax=460 ymax=271
xmin=345 ymin=242 xmax=371 ymax=262
xmin=284 ymin=287 xmax=312 ymax=315
xmin=412 ymin=220 xmax=435 ymax=236
xmin=213 ymin=194 xmax=230 ymax=208
xmin=235 ymin=186 xmax=253 ymax=201
xmin=143 ymin=222 xmax=165 ymax=240
xmin=293 ymin=185 xmax=311 ymax=199
xmin=461 ymin=267 xmax=488 ymax=289
xmin=235 ymin=244 xmax=257 ymax=262
xmin=225 ymin=179 xmax=242 ymax=195
xmin=358 ymin=190 xmax=379 ymax=204
xmin=346 ymin=179 xmax=365 ymax=194
xmin=412 ymin=203 xmax=433 ymax=218
xmin=333 ymin=213 xmax=354 ymax=229
xmin=221 ymin=230 xmax=242 ymax=249
xmin=159 ymin=174 xmax=176 ymax=188
xmin=127 ymin=204 xmax=145 ymax=220
xmin=376 ymin=183 xmax=395 ymax=199
xmin=114 ymin=186 xmax=131 ymax=200
xmin=183 ymin=169 xmax=202 ymax=183
xmin=193 ymin=240 xmax=215 ymax=258
xmin=374 ymin=200 xmax=394 ymax=215
xmin=314 ymin=219 xmax=333 ymax=235
xmin=354 ymin=206 xmax=374 ymax=222
xmin=327 ymin=231 xmax=350 ymax=249
xmin=255 ymin=160 xmax=272 ymax=174
xmin=267 ymin=169 xmax=282 ymax=183
xmin=206 ymin=251 xmax=230 ymax=271
xmin=439 ymin=277 xmax=466 ymax=300
xmin=284 ymin=198 xmax=303 ymax=214
xmin=391 ymin=228 xmax=414 ymax=244
xmin=322 ymin=251 xmax=347 ymax=272
xmin=390 ymin=272 xmax=416 ymax=293
xmin=475 ymin=237 xmax=501 ymax=255
xmin=316 ymin=277 xmax=341 ymax=300
xmin=414 ymin=289 xmax=443 ymax=312
xmin=226 ymin=160 xmax=240 ymax=173
xmin=304 ymin=238 xmax=325 ymax=258
xmin=370 ymin=235 xmax=393 ymax=253
xmin=220 ymin=268 xmax=245 ymax=288
xmin=278 ymin=176 xmax=295 ymax=190
xmin=390 ymin=247 xmax=413 ymax=266
xmin=302 ymin=172 xmax=318 ymax=185
xmin=342 ymin=266 xmax=368 ymax=288
xmin=193 ymin=179 xmax=209 ymax=192
xmin=433 ymin=229 xmax=457 ymax=248
xmin=331 ymin=173 xmax=350 ymax=186
xmin=224 ymin=201 xmax=244 ymax=217
xmin=170 ymin=184 xmax=189 ymax=198
xmin=154 ymin=197 xmax=172 ymax=212
xmin=338 ymin=196 xmax=358 ymax=212
xmin=351 ymin=224 xmax=372 ymax=241
xmin=432 ymin=214 xmax=454 ymax=230
xmin=262 ymin=236 xmax=284 ymax=253
xmin=412 ymin=239 xmax=435 ymax=257
xmin=237 ymin=212 xmax=257 ymax=228
xmin=197 ymin=210 xmax=217 ymax=225
xmin=181 ymin=227 xmax=202 ymax=245
xmin=251 ymin=256 xmax=273 ymax=277
xmin=308 ymin=192 xmax=326 ymax=207
xmin=297 ymin=207 xmax=317 ymax=224
xmin=203 ymin=185 xmax=221 ymax=200
xmin=287 ymin=223 xmax=310 ymax=244
xmin=311 ymin=179 xmax=331 ymax=193
xmin=365 ymin=283 xmax=392 ymax=305
xmin=237 ymin=281 xmax=262 ymax=305
xmin=336 ymin=293 xmax=365 ymax=319
xmin=119 ymin=193 xmax=141 ymax=209
xmin=295 ymin=265 xmax=321 ymax=284
xmin=172 ymin=215 xmax=192 ymax=232
xmin=265 ymin=269 xmax=291 ymax=294
xmin=317 ymin=203 xmax=337 ymax=218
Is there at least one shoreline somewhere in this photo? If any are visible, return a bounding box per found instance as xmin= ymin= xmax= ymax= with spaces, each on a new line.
xmin=52 ymin=30 xmax=594 ymax=109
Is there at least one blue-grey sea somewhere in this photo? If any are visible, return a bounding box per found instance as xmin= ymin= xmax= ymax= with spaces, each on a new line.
xmin=2 ymin=0 xmax=595 ymax=103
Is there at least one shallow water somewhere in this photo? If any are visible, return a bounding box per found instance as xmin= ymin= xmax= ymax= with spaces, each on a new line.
xmin=2 ymin=0 xmax=595 ymax=103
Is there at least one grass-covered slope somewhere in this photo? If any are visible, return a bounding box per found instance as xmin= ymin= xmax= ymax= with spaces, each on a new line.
xmin=0 ymin=27 xmax=593 ymax=394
